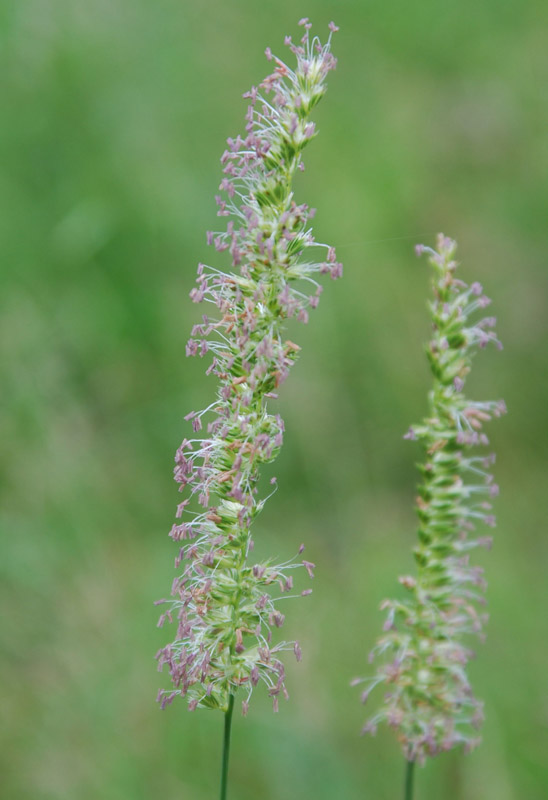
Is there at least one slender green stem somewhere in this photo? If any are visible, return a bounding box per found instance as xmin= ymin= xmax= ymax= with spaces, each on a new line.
xmin=404 ymin=759 xmax=415 ymax=800
xmin=220 ymin=693 xmax=235 ymax=800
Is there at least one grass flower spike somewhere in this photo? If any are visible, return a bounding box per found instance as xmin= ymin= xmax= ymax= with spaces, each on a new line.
xmin=156 ymin=20 xmax=340 ymax=720
xmin=357 ymin=235 xmax=506 ymax=768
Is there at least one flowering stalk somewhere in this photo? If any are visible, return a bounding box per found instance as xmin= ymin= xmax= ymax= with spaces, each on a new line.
xmin=155 ymin=18 xmax=340 ymax=732
xmin=355 ymin=235 xmax=506 ymax=773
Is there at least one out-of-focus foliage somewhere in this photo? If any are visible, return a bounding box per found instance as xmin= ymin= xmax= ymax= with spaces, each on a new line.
xmin=2 ymin=1 xmax=547 ymax=798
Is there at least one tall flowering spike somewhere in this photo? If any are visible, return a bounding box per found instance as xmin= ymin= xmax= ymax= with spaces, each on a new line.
xmin=356 ymin=235 xmax=506 ymax=764
xmin=155 ymin=23 xmax=340 ymax=715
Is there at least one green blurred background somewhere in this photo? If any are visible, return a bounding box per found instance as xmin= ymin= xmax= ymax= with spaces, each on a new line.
xmin=2 ymin=1 xmax=547 ymax=798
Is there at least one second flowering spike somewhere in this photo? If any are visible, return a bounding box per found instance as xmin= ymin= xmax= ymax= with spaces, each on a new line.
xmin=356 ymin=234 xmax=506 ymax=764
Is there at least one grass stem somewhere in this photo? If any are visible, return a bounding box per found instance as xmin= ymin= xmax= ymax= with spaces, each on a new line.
xmin=220 ymin=693 xmax=235 ymax=800
xmin=404 ymin=758 xmax=415 ymax=800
